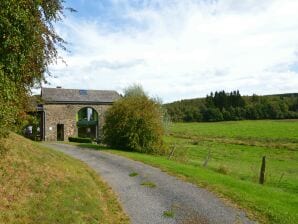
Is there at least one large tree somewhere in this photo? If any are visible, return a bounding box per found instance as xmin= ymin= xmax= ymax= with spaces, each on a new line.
xmin=0 ymin=0 xmax=67 ymax=137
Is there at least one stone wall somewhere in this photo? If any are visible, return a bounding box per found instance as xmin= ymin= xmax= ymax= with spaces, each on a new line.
xmin=43 ymin=104 xmax=111 ymax=141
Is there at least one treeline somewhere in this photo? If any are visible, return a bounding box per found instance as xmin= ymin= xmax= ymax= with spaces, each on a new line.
xmin=165 ymin=91 xmax=298 ymax=122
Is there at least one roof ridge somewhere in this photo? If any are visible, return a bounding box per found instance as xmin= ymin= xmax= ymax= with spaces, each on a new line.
xmin=41 ymin=87 xmax=120 ymax=103
xmin=41 ymin=87 xmax=118 ymax=92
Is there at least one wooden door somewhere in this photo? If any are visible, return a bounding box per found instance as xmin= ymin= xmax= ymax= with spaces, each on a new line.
xmin=57 ymin=124 xmax=64 ymax=141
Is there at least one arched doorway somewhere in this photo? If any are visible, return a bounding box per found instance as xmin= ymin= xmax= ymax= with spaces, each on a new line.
xmin=77 ymin=107 xmax=98 ymax=139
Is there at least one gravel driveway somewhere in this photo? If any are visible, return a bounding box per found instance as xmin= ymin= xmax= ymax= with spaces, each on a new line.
xmin=44 ymin=143 xmax=255 ymax=224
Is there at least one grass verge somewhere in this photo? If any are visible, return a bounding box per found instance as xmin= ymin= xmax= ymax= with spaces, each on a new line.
xmin=0 ymin=133 xmax=129 ymax=224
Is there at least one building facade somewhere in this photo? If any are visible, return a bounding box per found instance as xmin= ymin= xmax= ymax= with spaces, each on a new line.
xmin=38 ymin=87 xmax=120 ymax=141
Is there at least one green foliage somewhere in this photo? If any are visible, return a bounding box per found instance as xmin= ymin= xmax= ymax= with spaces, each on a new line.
xmin=0 ymin=0 xmax=67 ymax=137
xmin=0 ymin=66 xmax=19 ymax=140
xmin=123 ymin=83 xmax=147 ymax=98
xmin=68 ymin=137 xmax=92 ymax=143
xmin=202 ymin=107 xmax=223 ymax=121
xmin=165 ymin=90 xmax=298 ymax=122
xmin=103 ymin=92 xmax=166 ymax=154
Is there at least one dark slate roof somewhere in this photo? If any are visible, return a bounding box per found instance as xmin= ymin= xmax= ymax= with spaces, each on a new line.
xmin=41 ymin=87 xmax=120 ymax=104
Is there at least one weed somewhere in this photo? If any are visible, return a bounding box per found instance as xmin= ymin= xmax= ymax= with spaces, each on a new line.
xmin=129 ymin=172 xmax=138 ymax=177
xmin=163 ymin=210 xmax=174 ymax=218
xmin=141 ymin=181 xmax=156 ymax=188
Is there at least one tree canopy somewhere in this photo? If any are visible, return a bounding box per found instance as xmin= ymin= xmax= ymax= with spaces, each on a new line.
xmin=103 ymin=86 xmax=166 ymax=154
xmin=165 ymin=91 xmax=298 ymax=122
xmin=0 ymin=0 xmax=67 ymax=137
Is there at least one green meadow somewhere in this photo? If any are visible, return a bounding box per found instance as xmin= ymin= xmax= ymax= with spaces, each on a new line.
xmin=170 ymin=120 xmax=298 ymax=141
xmin=91 ymin=120 xmax=298 ymax=224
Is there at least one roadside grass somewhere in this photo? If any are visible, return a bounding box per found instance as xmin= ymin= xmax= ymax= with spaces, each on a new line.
xmin=0 ymin=133 xmax=129 ymax=224
xmin=74 ymin=120 xmax=298 ymax=224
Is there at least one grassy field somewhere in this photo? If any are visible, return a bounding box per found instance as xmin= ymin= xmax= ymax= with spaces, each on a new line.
xmin=0 ymin=133 xmax=129 ymax=224
xmin=170 ymin=120 xmax=298 ymax=142
xmin=167 ymin=120 xmax=298 ymax=194
xmin=78 ymin=120 xmax=298 ymax=224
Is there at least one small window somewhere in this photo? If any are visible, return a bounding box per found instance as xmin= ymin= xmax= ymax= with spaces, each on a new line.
xmin=79 ymin=90 xmax=88 ymax=95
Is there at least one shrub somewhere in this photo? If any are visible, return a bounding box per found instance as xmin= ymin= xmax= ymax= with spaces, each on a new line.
xmin=103 ymin=86 xmax=166 ymax=154
xmin=68 ymin=137 xmax=92 ymax=143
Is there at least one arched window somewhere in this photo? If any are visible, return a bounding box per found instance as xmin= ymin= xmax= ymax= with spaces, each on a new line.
xmin=77 ymin=107 xmax=98 ymax=126
xmin=77 ymin=107 xmax=98 ymax=139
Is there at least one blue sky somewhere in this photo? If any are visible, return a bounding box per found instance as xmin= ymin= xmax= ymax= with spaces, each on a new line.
xmin=46 ymin=0 xmax=298 ymax=102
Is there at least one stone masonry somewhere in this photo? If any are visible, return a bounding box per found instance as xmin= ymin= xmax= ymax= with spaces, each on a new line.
xmin=44 ymin=104 xmax=111 ymax=141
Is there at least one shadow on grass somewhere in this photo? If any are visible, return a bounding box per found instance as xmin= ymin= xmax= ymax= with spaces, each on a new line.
xmin=75 ymin=143 xmax=131 ymax=153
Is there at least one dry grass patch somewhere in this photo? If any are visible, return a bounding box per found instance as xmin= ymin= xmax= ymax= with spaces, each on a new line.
xmin=0 ymin=133 xmax=129 ymax=224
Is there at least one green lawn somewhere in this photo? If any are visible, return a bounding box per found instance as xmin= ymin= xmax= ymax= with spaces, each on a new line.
xmin=0 ymin=133 xmax=129 ymax=224
xmin=78 ymin=120 xmax=298 ymax=224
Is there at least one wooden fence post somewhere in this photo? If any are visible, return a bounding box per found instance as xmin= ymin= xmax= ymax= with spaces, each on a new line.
xmin=168 ymin=143 xmax=176 ymax=160
xmin=203 ymin=149 xmax=211 ymax=167
xmin=259 ymin=156 xmax=266 ymax=184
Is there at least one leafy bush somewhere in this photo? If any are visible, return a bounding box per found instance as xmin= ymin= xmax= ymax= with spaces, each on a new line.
xmin=68 ymin=137 xmax=92 ymax=143
xmin=0 ymin=67 xmax=19 ymax=138
xmin=103 ymin=86 xmax=166 ymax=154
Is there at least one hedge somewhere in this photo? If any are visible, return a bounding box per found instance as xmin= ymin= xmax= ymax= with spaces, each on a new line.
xmin=68 ymin=137 xmax=92 ymax=143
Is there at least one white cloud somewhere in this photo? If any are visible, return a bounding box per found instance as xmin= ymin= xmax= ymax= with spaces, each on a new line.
xmin=46 ymin=0 xmax=298 ymax=102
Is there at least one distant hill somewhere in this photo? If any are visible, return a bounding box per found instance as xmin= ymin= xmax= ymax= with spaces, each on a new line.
xmin=264 ymin=93 xmax=298 ymax=97
xmin=164 ymin=91 xmax=298 ymax=122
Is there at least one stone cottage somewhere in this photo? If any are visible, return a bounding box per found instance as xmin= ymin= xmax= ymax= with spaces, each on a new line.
xmin=38 ymin=87 xmax=120 ymax=141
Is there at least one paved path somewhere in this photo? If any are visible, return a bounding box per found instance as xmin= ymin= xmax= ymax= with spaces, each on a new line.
xmin=44 ymin=143 xmax=255 ymax=224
